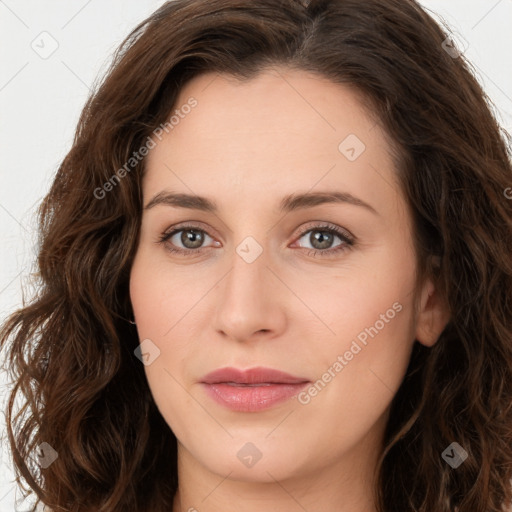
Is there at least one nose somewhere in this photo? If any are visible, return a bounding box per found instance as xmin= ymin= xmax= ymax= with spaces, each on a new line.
xmin=212 ymin=241 xmax=287 ymax=343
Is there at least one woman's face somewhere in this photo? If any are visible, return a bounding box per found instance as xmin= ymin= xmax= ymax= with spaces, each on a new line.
xmin=129 ymin=67 xmax=447 ymax=490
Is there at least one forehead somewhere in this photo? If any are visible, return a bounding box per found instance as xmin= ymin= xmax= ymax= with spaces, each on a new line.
xmin=143 ymin=67 xmax=402 ymax=219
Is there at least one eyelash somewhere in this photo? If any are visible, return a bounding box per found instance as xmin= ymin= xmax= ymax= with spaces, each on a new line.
xmin=157 ymin=222 xmax=356 ymax=258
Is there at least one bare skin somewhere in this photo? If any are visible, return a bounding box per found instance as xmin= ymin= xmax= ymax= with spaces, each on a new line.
xmin=129 ymin=67 xmax=449 ymax=512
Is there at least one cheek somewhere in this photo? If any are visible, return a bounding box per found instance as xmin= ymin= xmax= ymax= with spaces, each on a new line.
xmin=129 ymin=257 xmax=194 ymax=433
xmin=290 ymin=262 xmax=417 ymax=452
xmin=306 ymin=242 xmax=417 ymax=391
xmin=129 ymin=248 xmax=211 ymax=403
xmin=129 ymin=246 xmax=188 ymax=334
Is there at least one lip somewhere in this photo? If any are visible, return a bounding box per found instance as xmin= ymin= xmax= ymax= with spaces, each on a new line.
xmin=200 ymin=367 xmax=310 ymax=412
xmin=201 ymin=366 xmax=309 ymax=385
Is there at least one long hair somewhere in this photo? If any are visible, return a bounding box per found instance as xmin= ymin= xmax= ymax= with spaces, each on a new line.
xmin=1 ymin=1 xmax=511 ymax=510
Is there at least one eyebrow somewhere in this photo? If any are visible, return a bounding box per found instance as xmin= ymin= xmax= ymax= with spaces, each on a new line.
xmin=144 ymin=190 xmax=379 ymax=216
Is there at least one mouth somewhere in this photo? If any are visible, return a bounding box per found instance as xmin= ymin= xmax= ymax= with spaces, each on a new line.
xmin=200 ymin=366 xmax=310 ymax=412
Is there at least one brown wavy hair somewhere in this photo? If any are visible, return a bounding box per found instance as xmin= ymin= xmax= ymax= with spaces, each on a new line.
xmin=1 ymin=0 xmax=512 ymax=511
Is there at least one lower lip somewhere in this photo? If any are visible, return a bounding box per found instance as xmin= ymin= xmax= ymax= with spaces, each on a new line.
xmin=201 ymin=382 xmax=309 ymax=412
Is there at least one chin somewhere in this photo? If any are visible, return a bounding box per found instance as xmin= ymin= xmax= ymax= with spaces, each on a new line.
xmin=181 ymin=433 xmax=311 ymax=483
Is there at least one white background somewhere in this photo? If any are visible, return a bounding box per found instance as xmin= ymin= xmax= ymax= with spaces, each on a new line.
xmin=1 ymin=0 xmax=511 ymax=510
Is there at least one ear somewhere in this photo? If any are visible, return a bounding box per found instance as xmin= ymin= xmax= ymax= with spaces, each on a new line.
xmin=414 ymin=275 xmax=451 ymax=348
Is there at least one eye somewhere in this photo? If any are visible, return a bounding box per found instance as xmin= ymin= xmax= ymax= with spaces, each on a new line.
xmin=157 ymin=224 xmax=219 ymax=255
xmin=157 ymin=222 xmax=356 ymax=258
xmin=293 ymin=223 xmax=355 ymax=258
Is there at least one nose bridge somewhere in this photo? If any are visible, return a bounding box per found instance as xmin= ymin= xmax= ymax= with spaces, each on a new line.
xmin=223 ymin=233 xmax=269 ymax=305
xmin=213 ymin=231 xmax=284 ymax=340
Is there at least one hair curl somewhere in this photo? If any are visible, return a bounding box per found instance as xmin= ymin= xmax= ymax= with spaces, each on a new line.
xmin=1 ymin=0 xmax=512 ymax=511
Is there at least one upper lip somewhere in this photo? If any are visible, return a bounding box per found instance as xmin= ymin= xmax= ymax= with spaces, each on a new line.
xmin=201 ymin=366 xmax=310 ymax=385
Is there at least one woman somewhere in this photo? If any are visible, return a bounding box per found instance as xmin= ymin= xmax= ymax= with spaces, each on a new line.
xmin=1 ymin=0 xmax=511 ymax=511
